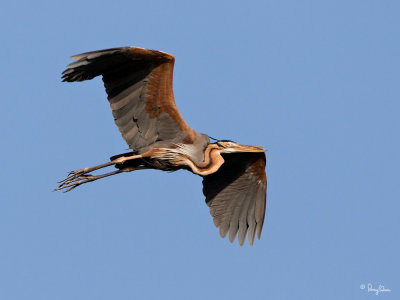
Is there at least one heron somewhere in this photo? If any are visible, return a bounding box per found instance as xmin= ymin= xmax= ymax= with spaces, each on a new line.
xmin=56 ymin=46 xmax=267 ymax=246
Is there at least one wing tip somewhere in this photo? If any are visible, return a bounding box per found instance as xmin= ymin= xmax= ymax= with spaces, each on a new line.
xmin=70 ymin=47 xmax=131 ymax=60
xmin=216 ymin=223 xmax=261 ymax=246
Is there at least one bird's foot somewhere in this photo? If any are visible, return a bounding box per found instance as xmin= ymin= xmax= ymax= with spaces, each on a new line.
xmin=55 ymin=154 xmax=146 ymax=192
xmin=55 ymin=169 xmax=122 ymax=192
xmin=59 ymin=168 xmax=90 ymax=184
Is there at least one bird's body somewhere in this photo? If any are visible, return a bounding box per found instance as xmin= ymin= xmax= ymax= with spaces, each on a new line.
xmin=57 ymin=46 xmax=267 ymax=246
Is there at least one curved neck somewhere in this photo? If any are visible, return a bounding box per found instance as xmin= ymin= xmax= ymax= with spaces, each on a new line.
xmin=187 ymin=144 xmax=224 ymax=176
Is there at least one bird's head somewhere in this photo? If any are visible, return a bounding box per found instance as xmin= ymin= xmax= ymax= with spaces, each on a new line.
xmin=215 ymin=140 xmax=266 ymax=154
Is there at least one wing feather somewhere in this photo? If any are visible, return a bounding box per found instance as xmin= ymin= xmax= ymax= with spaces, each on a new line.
xmin=229 ymin=186 xmax=251 ymax=243
xmin=202 ymin=152 xmax=267 ymax=246
xmin=238 ymin=187 xmax=257 ymax=245
xmin=62 ymin=46 xmax=193 ymax=151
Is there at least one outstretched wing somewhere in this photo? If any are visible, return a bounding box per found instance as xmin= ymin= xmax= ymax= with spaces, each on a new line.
xmin=202 ymin=152 xmax=267 ymax=246
xmin=62 ymin=47 xmax=192 ymax=151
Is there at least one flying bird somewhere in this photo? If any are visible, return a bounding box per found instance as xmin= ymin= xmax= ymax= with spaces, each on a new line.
xmin=56 ymin=46 xmax=267 ymax=246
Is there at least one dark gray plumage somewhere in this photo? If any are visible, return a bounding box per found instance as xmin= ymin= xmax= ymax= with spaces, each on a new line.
xmin=57 ymin=47 xmax=267 ymax=246
xmin=203 ymin=153 xmax=266 ymax=245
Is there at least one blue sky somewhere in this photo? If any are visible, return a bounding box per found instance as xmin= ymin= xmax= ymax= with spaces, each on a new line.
xmin=1 ymin=0 xmax=399 ymax=299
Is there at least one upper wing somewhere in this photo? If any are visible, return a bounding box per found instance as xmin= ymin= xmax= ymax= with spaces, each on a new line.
xmin=62 ymin=47 xmax=192 ymax=151
xmin=202 ymin=152 xmax=267 ymax=246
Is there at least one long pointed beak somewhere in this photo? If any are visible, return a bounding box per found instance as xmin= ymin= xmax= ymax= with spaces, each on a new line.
xmin=237 ymin=145 xmax=266 ymax=153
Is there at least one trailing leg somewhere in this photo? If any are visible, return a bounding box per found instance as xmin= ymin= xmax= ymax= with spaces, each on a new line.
xmin=56 ymin=152 xmax=146 ymax=192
